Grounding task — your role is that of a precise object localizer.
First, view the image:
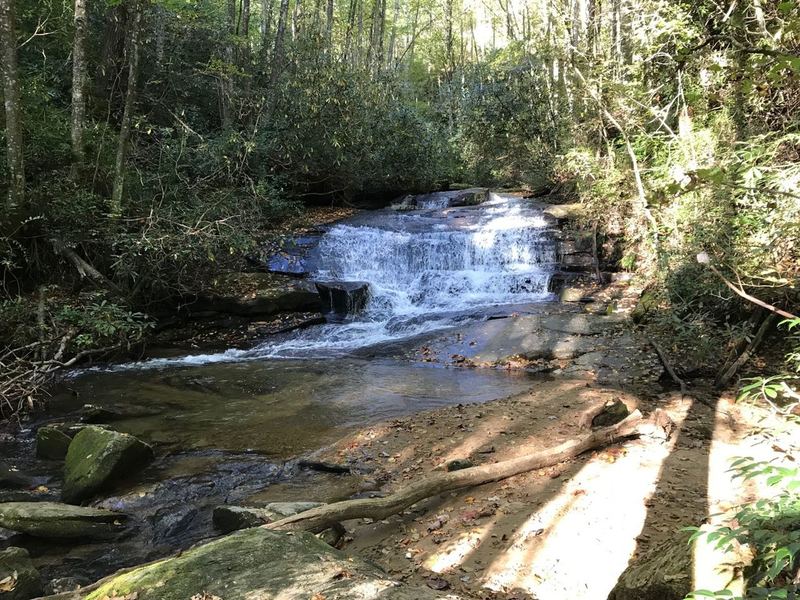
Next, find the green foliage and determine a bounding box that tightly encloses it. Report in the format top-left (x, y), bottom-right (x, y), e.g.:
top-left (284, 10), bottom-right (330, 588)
top-left (739, 319), bottom-right (800, 416)
top-left (686, 458), bottom-right (800, 600)
top-left (0, 290), bottom-right (152, 354)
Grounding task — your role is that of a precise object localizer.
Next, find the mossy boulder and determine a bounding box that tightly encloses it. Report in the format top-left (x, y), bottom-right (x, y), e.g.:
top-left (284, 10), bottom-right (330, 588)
top-left (63, 426), bottom-right (154, 503)
top-left (0, 547), bottom-right (41, 600)
top-left (0, 502), bottom-right (126, 539)
top-left (36, 423), bottom-right (96, 460)
top-left (81, 528), bottom-right (459, 600)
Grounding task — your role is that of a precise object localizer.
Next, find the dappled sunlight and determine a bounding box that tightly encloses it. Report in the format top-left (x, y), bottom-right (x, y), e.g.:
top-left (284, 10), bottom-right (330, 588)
top-left (476, 398), bottom-right (692, 599)
top-left (425, 524), bottom-right (494, 573)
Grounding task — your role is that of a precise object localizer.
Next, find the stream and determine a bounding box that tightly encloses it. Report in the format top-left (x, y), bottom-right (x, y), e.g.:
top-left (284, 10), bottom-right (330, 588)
top-left (0, 193), bottom-right (562, 585)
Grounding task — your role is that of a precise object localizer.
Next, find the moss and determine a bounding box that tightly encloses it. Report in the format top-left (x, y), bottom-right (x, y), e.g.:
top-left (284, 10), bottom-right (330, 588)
top-left (63, 426), bottom-right (154, 503)
top-left (83, 528), bottom-right (449, 600)
top-left (0, 502), bottom-right (126, 539)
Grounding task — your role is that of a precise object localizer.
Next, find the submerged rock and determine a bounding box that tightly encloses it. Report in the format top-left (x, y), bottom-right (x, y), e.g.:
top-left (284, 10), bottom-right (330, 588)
top-left (63, 426), bottom-right (154, 503)
top-left (0, 502), bottom-right (125, 539)
top-left (78, 527), bottom-right (460, 600)
top-left (78, 403), bottom-right (162, 424)
top-left (0, 547), bottom-right (41, 600)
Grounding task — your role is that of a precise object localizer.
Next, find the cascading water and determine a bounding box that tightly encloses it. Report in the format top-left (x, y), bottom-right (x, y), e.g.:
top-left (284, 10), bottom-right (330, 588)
top-left (128, 193), bottom-right (558, 367)
top-left (254, 192), bottom-right (558, 356)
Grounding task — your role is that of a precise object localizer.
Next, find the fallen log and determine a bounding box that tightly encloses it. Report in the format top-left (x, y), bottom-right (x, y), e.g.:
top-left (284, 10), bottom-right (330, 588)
top-left (267, 408), bottom-right (674, 533)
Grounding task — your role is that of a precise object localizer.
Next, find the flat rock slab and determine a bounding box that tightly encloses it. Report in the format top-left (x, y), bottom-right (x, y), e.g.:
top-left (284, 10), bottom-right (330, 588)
top-left (0, 502), bottom-right (125, 539)
top-left (78, 528), bottom-right (461, 600)
top-left (63, 426), bottom-right (154, 503)
top-left (0, 547), bottom-right (41, 600)
top-left (540, 313), bottom-right (628, 335)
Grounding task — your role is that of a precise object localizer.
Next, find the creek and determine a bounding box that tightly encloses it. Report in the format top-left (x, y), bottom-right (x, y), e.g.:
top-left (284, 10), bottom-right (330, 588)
top-left (0, 193), bottom-right (562, 585)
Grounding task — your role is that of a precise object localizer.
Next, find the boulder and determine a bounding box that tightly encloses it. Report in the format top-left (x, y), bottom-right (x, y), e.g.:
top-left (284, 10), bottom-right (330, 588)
top-left (0, 502), bottom-right (125, 539)
top-left (63, 426), bottom-right (154, 503)
top-left (36, 423), bottom-right (95, 460)
top-left (0, 547), bottom-right (41, 600)
top-left (213, 502), bottom-right (324, 533)
top-left (590, 399), bottom-right (630, 428)
top-left (315, 281), bottom-right (370, 322)
top-left (78, 527), bottom-right (460, 600)
top-left (191, 272), bottom-right (320, 317)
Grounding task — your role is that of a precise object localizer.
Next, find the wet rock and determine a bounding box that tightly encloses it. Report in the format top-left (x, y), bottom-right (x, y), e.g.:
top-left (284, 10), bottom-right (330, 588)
top-left (404, 188), bottom-right (489, 209)
top-left (0, 547), bottom-right (41, 600)
top-left (75, 527), bottom-right (459, 599)
top-left (250, 234), bottom-right (322, 276)
top-left (0, 502), bottom-right (126, 539)
top-left (213, 502), bottom-right (324, 533)
top-left (79, 403), bottom-right (162, 423)
top-left (151, 506), bottom-right (199, 543)
top-left (63, 426), bottom-right (154, 503)
top-left (315, 281), bottom-right (370, 322)
top-left (36, 423), bottom-right (96, 460)
top-left (44, 576), bottom-right (88, 595)
top-left (191, 272), bottom-right (320, 317)
top-left (0, 462), bottom-right (33, 490)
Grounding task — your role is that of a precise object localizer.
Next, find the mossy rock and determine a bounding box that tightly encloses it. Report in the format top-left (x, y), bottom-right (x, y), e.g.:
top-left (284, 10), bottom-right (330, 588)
top-left (63, 426), bottom-right (154, 503)
top-left (36, 423), bottom-right (96, 461)
top-left (0, 502), bottom-right (126, 539)
top-left (0, 547), bottom-right (42, 600)
top-left (82, 528), bottom-right (459, 600)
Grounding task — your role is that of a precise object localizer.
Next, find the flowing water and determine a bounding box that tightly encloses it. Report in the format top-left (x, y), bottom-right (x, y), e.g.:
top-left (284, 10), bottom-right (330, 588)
top-left (138, 193), bottom-right (558, 365)
top-left (3, 193), bottom-right (561, 582)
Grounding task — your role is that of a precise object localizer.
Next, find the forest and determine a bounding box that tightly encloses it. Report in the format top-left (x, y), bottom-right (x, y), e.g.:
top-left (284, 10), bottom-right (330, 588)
top-left (1, 0), bottom-right (799, 598)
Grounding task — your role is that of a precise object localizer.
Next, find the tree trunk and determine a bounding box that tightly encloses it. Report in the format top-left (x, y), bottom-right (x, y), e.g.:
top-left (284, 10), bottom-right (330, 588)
top-left (269, 0), bottom-right (289, 91)
top-left (325, 0), bottom-right (334, 47)
top-left (71, 0), bottom-right (88, 173)
top-left (110, 0), bottom-right (142, 218)
top-left (220, 0), bottom-right (236, 129)
top-left (0, 0), bottom-right (25, 210)
top-left (260, 0), bottom-right (272, 56)
top-left (241, 0), bottom-right (251, 43)
top-left (266, 409), bottom-right (674, 533)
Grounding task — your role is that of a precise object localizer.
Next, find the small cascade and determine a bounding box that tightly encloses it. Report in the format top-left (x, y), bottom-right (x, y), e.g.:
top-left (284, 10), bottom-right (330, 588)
top-left (254, 193), bottom-right (558, 356)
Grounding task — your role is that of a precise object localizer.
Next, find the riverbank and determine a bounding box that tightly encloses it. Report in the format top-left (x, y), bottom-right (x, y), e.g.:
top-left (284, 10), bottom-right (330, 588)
top-left (308, 375), bottom-right (796, 599)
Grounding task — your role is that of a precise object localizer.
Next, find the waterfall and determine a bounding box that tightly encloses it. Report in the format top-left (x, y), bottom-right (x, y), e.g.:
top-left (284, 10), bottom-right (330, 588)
top-left (117, 193), bottom-right (558, 368)
top-left (256, 193), bottom-right (558, 356)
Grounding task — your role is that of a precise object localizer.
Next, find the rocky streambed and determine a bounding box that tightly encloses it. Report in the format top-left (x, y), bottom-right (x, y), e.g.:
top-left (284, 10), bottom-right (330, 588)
top-left (1, 190), bottom-right (716, 600)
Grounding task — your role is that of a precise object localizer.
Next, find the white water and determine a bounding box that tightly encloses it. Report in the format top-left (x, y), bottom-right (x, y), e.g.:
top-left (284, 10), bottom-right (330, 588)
top-left (120, 193), bottom-right (558, 368)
